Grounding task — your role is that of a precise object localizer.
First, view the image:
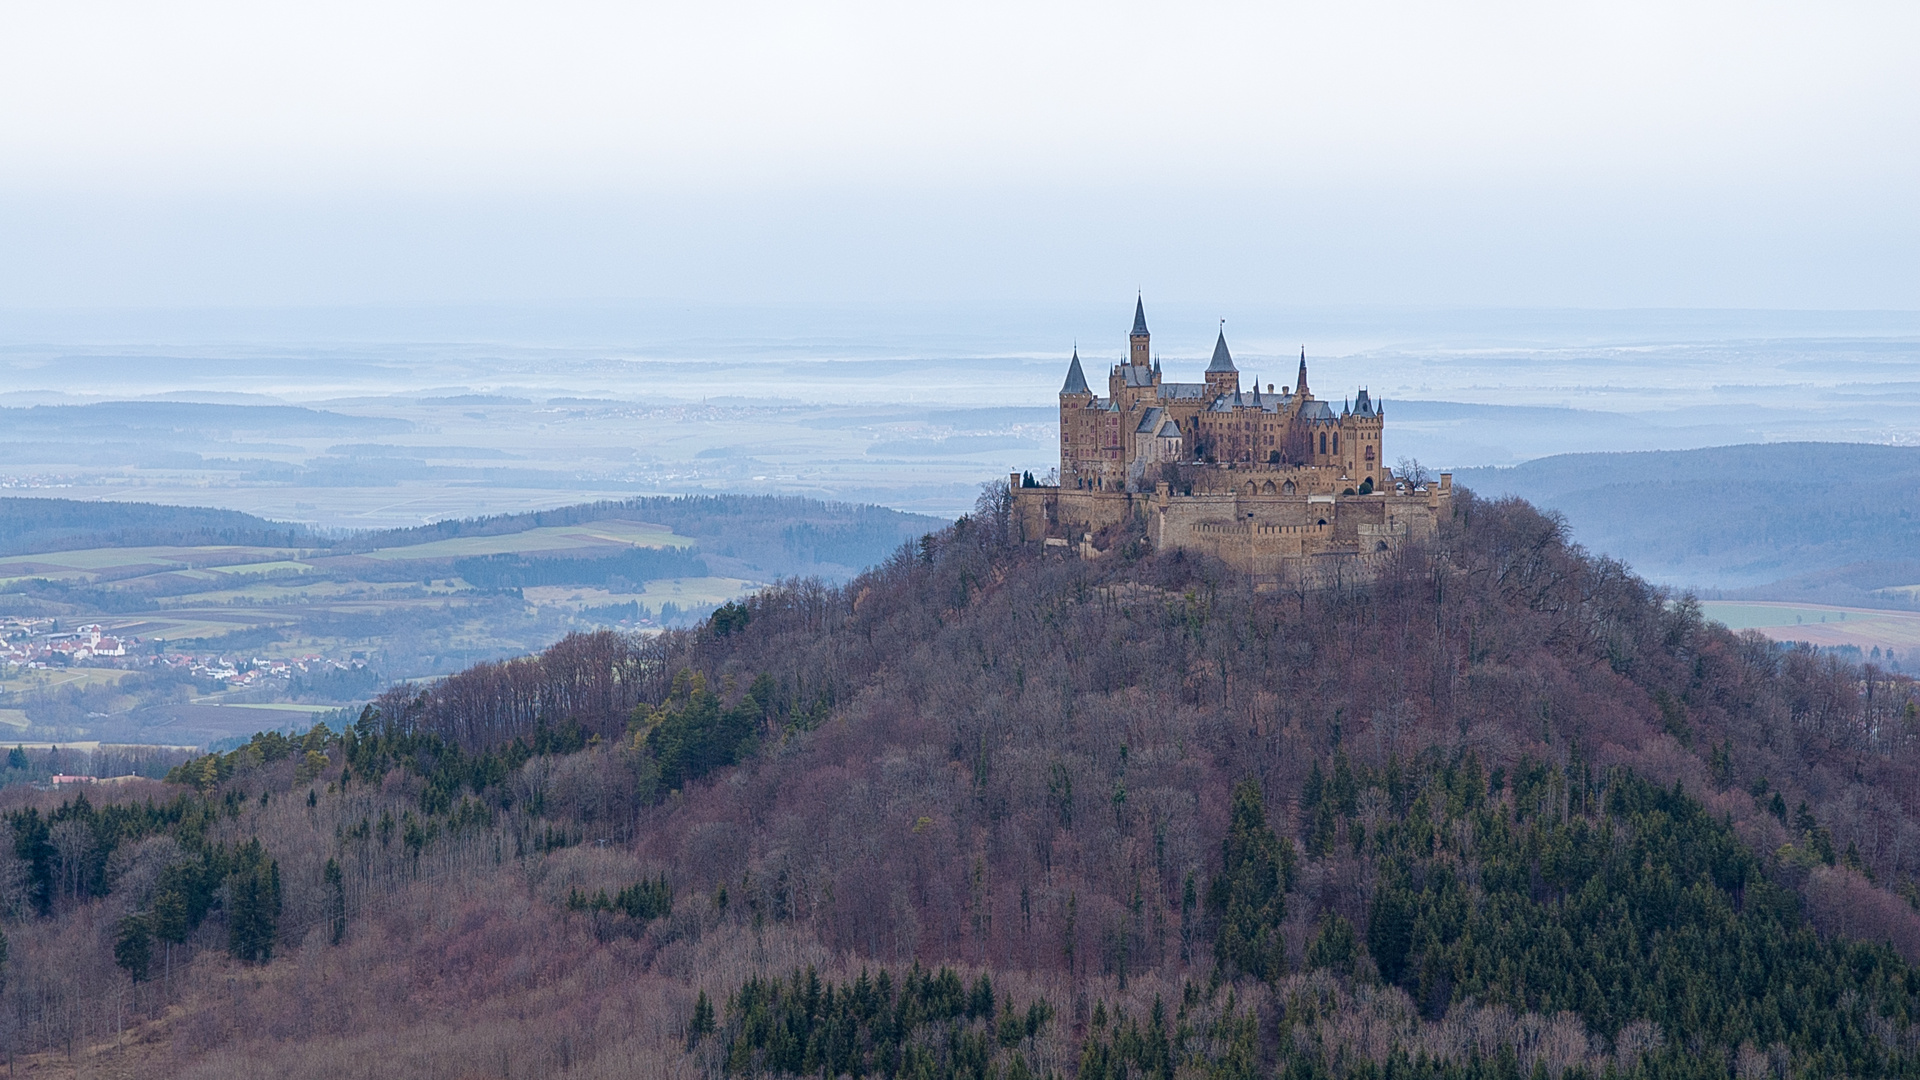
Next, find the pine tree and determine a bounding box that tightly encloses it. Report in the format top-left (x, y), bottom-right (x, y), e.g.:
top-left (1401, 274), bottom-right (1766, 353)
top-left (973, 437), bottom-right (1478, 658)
top-left (227, 842), bottom-right (282, 964)
top-left (1210, 780), bottom-right (1293, 981)
top-left (324, 857), bottom-right (347, 945)
top-left (1304, 912), bottom-right (1357, 976)
top-left (114, 915), bottom-right (153, 982)
top-left (150, 886), bottom-right (188, 984)
top-left (1367, 878), bottom-right (1414, 985)
top-left (687, 989), bottom-right (716, 1049)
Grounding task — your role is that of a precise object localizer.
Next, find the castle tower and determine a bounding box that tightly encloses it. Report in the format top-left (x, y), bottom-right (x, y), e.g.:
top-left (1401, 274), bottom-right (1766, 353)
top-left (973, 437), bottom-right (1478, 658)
top-left (1129, 296), bottom-right (1151, 368)
top-left (1346, 388), bottom-right (1385, 490)
top-left (1204, 324), bottom-right (1238, 398)
top-left (1061, 346), bottom-right (1091, 397)
top-left (1059, 347), bottom-right (1093, 487)
top-left (1295, 347), bottom-right (1310, 400)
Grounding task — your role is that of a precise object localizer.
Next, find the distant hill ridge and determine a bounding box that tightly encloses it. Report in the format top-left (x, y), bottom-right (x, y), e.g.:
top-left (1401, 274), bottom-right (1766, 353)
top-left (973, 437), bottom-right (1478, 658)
top-left (0, 497), bottom-right (323, 556)
top-left (0, 400), bottom-right (407, 435)
top-left (0, 493), bottom-right (944, 580)
top-left (1453, 441), bottom-right (1920, 594)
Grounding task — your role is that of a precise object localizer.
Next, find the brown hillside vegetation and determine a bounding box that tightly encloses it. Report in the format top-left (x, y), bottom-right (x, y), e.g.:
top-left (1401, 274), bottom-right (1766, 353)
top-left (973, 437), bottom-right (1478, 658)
top-left (4, 486), bottom-right (1920, 1078)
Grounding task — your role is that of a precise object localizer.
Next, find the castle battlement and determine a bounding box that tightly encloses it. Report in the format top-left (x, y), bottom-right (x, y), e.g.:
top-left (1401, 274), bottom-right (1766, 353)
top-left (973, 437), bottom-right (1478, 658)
top-left (1011, 298), bottom-right (1450, 580)
top-left (1190, 521), bottom-right (1331, 538)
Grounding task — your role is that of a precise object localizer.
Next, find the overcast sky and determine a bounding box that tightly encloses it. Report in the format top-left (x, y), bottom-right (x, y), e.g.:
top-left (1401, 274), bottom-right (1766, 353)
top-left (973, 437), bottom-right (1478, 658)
top-left (1, 1), bottom-right (1914, 309)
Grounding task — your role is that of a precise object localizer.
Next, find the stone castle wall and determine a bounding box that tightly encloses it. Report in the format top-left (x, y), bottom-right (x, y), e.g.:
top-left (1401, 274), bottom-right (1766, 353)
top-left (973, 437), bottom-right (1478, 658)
top-left (1011, 473), bottom-right (1451, 580)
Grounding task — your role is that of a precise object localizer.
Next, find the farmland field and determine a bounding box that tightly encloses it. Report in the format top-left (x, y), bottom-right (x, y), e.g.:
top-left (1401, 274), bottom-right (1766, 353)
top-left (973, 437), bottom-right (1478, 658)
top-left (0, 668), bottom-right (134, 694)
top-left (1698, 600), bottom-right (1920, 653)
top-left (358, 520), bottom-right (687, 560)
top-left (0, 545), bottom-right (303, 578)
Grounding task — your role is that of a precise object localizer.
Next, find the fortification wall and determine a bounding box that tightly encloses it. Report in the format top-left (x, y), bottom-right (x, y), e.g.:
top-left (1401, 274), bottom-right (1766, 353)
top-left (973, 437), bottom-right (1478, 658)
top-left (1011, 471), bottom-right (1452, 579)
top-left (1010, 482), bottom-right (1137, 544)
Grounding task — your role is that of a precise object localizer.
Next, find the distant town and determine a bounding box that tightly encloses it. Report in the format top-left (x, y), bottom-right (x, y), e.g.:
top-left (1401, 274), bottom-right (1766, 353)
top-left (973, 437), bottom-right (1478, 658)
top-left (0, 615), bottom-right (368, 689)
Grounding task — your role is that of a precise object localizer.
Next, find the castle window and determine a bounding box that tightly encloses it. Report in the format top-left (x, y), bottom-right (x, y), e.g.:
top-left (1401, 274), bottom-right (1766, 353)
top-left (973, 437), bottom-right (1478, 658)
top-left (1319, 432), bottom-right (1327, 454)
top-left (1333, 434), bottom-right (1339, 454)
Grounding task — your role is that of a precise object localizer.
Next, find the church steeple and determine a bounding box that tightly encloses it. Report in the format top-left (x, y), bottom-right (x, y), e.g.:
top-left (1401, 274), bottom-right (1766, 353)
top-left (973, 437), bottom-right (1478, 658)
top-left (1129, 295), bottom-right (1151, 367)
top-left (1295, 346), bottom-right (1310, 399)
top-left (1060, 347), bottom-right (1090, 396)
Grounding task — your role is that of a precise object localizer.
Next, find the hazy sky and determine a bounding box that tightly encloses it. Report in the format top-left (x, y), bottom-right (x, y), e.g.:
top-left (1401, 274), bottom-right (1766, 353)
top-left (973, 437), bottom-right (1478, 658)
top-left (2, 1), bottom-right (1915, 309)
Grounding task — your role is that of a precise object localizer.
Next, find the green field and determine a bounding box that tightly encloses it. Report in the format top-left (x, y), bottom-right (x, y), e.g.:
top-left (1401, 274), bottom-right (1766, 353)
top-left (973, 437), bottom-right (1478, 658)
top-left (1699, 601), bottom-right (1920, 652)
top-left (0, 668), bottom-right (134, 694)
top-left (0, 545), bottom-right (303, 579)
top-left (1699, 602), bottom-right (1852, 630)
top-left (359, 520), bottom-right (687, 561)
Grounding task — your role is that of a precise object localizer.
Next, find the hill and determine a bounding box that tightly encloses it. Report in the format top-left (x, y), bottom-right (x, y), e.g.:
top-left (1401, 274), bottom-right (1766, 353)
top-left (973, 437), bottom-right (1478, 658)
top-left (1452, 441), bottom-right (1920, 593)
top-left (0, 493), bottom-right (941, 581)
top-left (350, 494), bottom-right (947, 582)
top-left (0, 497), bottom-right (326, 556)
top-left (2, 487), bottom-right (1918, 1078)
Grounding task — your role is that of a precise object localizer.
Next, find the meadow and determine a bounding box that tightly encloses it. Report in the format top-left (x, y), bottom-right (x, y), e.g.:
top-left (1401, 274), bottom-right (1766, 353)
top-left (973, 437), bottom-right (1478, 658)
top-left (1697, 600), bottom-right (1920, 658)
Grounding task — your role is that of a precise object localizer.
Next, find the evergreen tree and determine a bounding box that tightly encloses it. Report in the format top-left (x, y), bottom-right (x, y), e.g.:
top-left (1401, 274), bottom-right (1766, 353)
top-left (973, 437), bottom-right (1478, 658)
top-left (227, 841), bottom-right (282, 964)
top-left (1304, 912), bottom-right (1357, 976)
top-left (1209, 780), bottom-right (1293, 981)
top-left (324, 857), bottom-right (347, 945)
top-left (687, 988), bottom-right (716, 1049)
top-left (150, 885), bottom-right (188, 983)
top-left (114, 914), bottom-right (152, 982)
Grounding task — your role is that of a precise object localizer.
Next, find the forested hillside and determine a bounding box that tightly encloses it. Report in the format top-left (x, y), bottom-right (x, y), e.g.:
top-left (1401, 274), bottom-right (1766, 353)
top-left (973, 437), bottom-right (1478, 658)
top-left (4, 486), bottom-right (1920, 1078)
top-left (352, 493), bottom-right (946, 580)
top-left (0, 497), bottom-right (325, 555)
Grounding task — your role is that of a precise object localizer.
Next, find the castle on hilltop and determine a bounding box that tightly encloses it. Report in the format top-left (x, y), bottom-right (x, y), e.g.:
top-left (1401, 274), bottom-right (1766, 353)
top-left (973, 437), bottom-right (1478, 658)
top-left (1011, 298), bottom-right (1451, 578)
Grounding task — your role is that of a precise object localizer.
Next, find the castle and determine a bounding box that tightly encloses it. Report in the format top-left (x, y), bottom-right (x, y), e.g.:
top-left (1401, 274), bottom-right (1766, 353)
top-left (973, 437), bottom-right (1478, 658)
top-left (1010, 298), bottom-right (1451, 578)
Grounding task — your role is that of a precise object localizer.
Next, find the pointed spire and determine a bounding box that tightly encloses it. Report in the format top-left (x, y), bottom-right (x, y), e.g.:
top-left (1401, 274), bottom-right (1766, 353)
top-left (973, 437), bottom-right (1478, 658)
top-left (1131, 294), bottom-right (1149, 337)
top-left (1207, 321), bottom-right (1236, 373)
top-left (1251, 379), bottom-right (1262, 406)
top-left (1060, 347), bottom-right (1090, 395)
top-left (1295, 346), bottom-right (1309, 398)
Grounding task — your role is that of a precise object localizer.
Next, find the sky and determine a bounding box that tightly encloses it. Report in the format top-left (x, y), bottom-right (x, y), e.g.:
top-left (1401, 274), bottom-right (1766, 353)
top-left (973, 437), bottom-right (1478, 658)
top-left (1, 1), bottom-right (1916, 310)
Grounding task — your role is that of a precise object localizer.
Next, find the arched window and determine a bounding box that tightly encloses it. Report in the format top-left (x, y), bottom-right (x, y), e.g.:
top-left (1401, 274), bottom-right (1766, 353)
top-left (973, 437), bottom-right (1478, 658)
top-left (1319, 432), bottom-right (1327, 454)
top-left (1333, 433), bottom-right (1339, 455)
top-left (1282, 480), bottom-right (1296, 495)
top-left (1365, 445), bottom-right (1375, 462)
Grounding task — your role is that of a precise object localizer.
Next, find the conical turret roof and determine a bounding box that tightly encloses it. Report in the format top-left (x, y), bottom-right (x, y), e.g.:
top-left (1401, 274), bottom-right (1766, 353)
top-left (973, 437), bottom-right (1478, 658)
top-left (1060, 348), bottom-right (1090, 395)
top-left (1131, 296), bottom-right (1149, 337)
top-left (1207, 328), bottom-right (1236, 373)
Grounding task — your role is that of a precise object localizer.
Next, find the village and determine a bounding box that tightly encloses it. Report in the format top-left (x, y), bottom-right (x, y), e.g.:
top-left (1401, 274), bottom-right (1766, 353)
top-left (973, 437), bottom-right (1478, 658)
top-left (0, 615), bottom-right (368, 689)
